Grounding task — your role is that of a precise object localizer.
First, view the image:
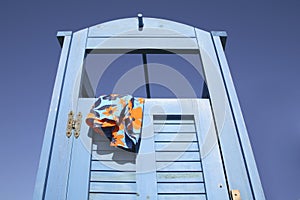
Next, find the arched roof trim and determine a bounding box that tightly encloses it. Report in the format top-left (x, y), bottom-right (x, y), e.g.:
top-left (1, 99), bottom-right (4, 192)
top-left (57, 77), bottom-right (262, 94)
top-left (87, 17), bottom-right (207, 38)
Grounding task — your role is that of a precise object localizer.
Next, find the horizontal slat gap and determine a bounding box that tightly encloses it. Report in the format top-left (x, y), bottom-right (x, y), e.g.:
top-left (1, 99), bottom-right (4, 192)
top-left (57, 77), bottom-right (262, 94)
top-left (86, 49), bottom-right (199, 55)
top-left (155, 141), bottom-right (198, 143)
top-left (89, 192), bottom-right (137, 194)
top-left (154, 115), bottom-right (194, 120)
top-left (92, 150), bottom-right (135, 152)
top-left (90, 180), bottom-right (136, 183)
top-left (154, 132), bottom-right (196, 134)
top-left (156, 160), bottom-right (200, 162)
top-left (158, 193), bottom-right (206, 195)
top-left (91, 169), bottom-right (135, 173)
top-left (91, 169), bottom-right (136, 172)
top-left (154, 122), bottom-right (194, 125)
top-left (157, 170), bottom-right (202, 173)
top-left (92, 159), bottom-right (136, 162)
top-left (92, 150), bottom-right (138, 154)
top-left (154, 120), bottom-right (194, 123)
top-left (155, 150), bottom-right (199, 152)
top-left (158, 181), bottom-right (204, 183)
top-left (157, 170), bottom-right (203, 173)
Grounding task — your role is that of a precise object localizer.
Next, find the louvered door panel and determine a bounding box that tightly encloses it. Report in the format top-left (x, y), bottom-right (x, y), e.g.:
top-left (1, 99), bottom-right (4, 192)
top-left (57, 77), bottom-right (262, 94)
top-left (153, 115), bottom-right (207, 200)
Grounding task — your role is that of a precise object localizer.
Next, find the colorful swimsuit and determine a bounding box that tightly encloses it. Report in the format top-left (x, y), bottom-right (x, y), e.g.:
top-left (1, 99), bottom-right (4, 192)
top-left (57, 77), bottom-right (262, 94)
top-left (86, 94), bottom-right (144, 152)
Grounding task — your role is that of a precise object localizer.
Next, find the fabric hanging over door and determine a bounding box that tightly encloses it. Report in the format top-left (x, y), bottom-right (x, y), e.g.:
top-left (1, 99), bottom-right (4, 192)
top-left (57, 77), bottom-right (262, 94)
top-left (86, 94), bottom-right (144, 152)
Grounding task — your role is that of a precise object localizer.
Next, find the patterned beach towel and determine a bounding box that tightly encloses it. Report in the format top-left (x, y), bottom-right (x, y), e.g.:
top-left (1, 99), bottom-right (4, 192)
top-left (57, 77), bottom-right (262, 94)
top-left (86, 94), bottom-right (144, 152)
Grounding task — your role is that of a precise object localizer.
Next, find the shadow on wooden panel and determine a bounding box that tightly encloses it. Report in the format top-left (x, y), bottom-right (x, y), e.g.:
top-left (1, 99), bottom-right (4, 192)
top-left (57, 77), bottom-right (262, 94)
top-left (88, 129), bottom-right (137, 165)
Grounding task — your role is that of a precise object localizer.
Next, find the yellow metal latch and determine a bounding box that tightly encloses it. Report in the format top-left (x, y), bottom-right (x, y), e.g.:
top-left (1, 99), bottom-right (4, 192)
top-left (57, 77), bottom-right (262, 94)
top-left (230, 189), bottom-right (241, 200)
top-left (66, 111), bottom-right (82, 138)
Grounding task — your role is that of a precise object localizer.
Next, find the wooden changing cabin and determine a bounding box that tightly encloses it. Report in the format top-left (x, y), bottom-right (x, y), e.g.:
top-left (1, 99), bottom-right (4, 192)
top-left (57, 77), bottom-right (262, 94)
top-left (34, 15), bottom-right (265, 200)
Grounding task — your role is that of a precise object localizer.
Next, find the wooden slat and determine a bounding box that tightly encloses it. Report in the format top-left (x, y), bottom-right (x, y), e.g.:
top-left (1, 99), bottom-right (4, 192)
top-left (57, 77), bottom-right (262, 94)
top-left (90, 171), bottom-right (136, 182)
top-left (155, 133), bottom-right (197, 142)
top-left (158, 194), bottom-right (207, 200)
top-left (154, 124), bottom-right (195, 132)
top-left (155, 142), bottom-right (198, 151)
top-left (91, 161), bottom-right (136, 172)
top-left (156, 161), bottom-right (202, 172)
top-left (157, 183), bottom-right (205, 193)
top-left (156, 151), bottom-right (200, 161)
top-left (89, 193), bottom-right (137, 200)
top-left (90, 182), bottom-right (136, 193)
top-left (157, 172), bottom-right (204, 183)
top-left (92, 150), bottom-right (137, 162)
top-left (86, 37), bottom-right (198, 50)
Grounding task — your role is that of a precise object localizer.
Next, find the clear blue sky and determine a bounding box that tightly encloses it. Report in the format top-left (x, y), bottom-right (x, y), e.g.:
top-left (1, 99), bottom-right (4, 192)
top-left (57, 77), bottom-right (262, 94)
top-left (0, 1), bottom-right (299, 199)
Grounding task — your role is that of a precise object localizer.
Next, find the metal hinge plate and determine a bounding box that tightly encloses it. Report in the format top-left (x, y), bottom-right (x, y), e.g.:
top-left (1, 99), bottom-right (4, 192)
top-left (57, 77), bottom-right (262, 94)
top-left (74, 112), bottom-right (82, 138)
top-left (230, 189), bottom-right (241, 200)
top-left (66, 111), bottom-right (74, 138)
top-left (66, 111), bottom-right (82, 138)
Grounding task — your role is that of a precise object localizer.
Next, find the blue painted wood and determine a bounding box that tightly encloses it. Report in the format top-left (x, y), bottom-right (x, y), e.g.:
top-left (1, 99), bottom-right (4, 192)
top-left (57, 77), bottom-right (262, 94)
top-left (155, 142), bottom-right (199, 151)
top-left (156, 161), bottom-right (202, 172)
top-left (88, 17), bottom-right (196, 38)
top-left (33, 32), bottom-right (72, 200)
top-left (90, 171), bottom-right (136, 182)
top-left (212, 35), bottom-right (266, 200)
top-left (157, 172), bottom-right (204, 182)
top-left (91, 160), bottom-right (136, 171)
top-left (195, 29), bottom-right (253, 198)
top-left (89, 193), bottom-right (137, 200)
top-left (90, 182), bottom-right (137, 193)
top-left (136, 105), bottom-right (158, 200)
top-left (44, 29), bottom-right (88, 200)
top-left (149, 99), bottom-right (229, 200)
top-left (193, 99), bottom-right (230, 200)
top-left (158, 195), bottom-right (206, 200)
top-left (86, 37), bottom-right (198, 50)
top-left (66, 98), bottom-right (94, 200)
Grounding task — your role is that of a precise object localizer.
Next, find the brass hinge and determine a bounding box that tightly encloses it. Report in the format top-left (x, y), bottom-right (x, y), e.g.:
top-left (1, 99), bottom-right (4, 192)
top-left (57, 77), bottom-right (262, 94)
top-left (66, 111), bottom-right (82, 138)
top-left (230, 189), bottom-right (241, 200)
